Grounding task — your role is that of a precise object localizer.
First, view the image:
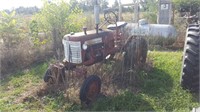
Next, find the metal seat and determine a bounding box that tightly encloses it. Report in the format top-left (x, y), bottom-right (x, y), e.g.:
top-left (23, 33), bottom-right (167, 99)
top-left (107, 22), bottom-right (127, 30)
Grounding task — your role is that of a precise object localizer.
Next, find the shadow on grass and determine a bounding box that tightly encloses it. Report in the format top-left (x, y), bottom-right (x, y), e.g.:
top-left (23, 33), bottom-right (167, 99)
top-left (138, 68), bottom-right (174, 98)
top-left (82, 57), bottom-right (174, 111)
top-left (68, 91), bottom-right (154, 111)
top-left (66, 59), bottom-right (157, 111)
top-left (93, 91), bottom-right (154, 111)
top-left (101, 58), bottom-right (174, 98)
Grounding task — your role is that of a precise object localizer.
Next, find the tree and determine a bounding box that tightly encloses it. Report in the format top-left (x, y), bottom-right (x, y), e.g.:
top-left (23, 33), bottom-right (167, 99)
top-left (31, 0), bottom-right (86, 59)
top-left (0, 11), bottom-right (22, 48)
top-left (142, 0), bottom-right (158, 23)
top-left (78, 0), bottom-right (94, 11)
top-left (173, 0), bottom-right (200, 15)
top-left (15, 6), bottom-right (40, 15)
top-left (100, 0), bottom-right (109, 11)
top-left (112, 0), bottom-right (119, 8)
top-left (70, 0), bottom-right (79, 9)
top-left (69, 0), bottom-right (108, 12)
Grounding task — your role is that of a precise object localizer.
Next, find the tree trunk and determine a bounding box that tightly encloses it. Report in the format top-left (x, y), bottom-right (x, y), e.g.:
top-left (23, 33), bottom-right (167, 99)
top-left (52, 28), bottom-right (65, 60)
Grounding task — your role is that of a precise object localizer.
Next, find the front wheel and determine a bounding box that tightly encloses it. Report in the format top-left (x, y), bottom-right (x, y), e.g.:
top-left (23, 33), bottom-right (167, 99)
top-left (43, 64), bottom-right (66, 84)
top-left (80, 75), bottom-right (101, 105)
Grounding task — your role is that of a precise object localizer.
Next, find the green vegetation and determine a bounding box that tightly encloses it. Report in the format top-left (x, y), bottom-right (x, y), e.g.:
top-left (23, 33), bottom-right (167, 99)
top-left (89, 51), bottom-right (199, 111)
top-left (173, 0), bottom-right (200, 15)
top-left (0, 63), bottom-right (48, 109)
top-left (0, 51), bottom-right (199, 111)
top-left (30, 0), bottom-right (86, 50)
top-left (0, 11), bottom-right (25, 48)
top-left (142, 0), bottom-right (158, 23)
top-left (1, 0), bottom-right (200, 111)
top-left (0, 0), bottom-right (86, 75)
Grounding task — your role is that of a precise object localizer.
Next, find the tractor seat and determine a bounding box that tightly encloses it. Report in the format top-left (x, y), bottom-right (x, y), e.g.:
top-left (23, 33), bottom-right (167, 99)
top-left (107, 22), bottom-right (127, 30)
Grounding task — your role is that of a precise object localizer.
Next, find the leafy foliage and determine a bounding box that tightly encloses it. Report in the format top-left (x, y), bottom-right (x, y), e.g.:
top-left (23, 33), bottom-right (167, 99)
top-left (112, 0), bottom-right (119, 8)
top-left (29, 20), bottom-right (42, 46)
top-left (3, 6), bottom-right (39, 15)
top-left (0, 11), bottom-right (23, 48)
top-left (69, 0), bottom-right (109, 12)
top-left (30, 0), bottom-right (86, 47)
top-left (173, 0), bottom-right (200, 15)
top-left (64, 7), bottom-right (86, 33)
top-left (36, 0), bottom-right (85, 33)
top-left (142, 0), bottom-right (158, 23)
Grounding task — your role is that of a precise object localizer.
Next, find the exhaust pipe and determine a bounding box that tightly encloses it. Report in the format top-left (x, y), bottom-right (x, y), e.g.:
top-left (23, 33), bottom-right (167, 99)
top-left (94, 0), bottom-right (100, 34)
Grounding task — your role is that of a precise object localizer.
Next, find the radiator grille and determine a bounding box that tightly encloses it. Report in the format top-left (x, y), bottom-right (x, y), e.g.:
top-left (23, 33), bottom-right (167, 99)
top-left (63, 40), bottom-right (82, 64)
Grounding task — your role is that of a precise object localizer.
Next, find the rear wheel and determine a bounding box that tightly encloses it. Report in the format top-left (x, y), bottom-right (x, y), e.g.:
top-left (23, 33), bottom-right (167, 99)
top-left (181, 24), bottom-right (200, 93)
top-left (80, 75), bottom-right (101, 105)
top-left (124, 36), bottom-right (148, 68)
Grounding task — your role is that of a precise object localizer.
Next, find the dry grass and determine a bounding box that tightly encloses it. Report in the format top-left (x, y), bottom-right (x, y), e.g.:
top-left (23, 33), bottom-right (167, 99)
top-left (0, 51), bottom-right (199, 111)
top-left (0, 37), bottom-right (53, 78)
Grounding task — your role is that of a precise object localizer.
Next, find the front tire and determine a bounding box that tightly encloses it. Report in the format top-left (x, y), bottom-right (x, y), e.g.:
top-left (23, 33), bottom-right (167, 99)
top-left (80, 75), bottom-right (101, 105)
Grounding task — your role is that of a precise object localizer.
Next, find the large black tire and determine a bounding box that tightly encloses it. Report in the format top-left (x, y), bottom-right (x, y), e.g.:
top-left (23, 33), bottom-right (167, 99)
top-left (80, 75), bottom-right (101, 105)
top-left (181, 24), bottom-right (200, 93)
top-left (124, 36), bottom-right (148, 68)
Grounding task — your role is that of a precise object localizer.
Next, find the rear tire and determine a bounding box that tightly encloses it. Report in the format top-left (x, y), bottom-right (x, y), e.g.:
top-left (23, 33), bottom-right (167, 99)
top-left (124, 36), bottom-right (148, 68)
top-left (181, 25), bottom-right (200, 93)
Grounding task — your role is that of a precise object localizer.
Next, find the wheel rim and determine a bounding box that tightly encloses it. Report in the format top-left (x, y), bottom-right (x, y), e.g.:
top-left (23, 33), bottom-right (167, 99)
top-left (80, 75), bottom-right (101, 105)
top-left (86, 80), bottom-right (100, 101)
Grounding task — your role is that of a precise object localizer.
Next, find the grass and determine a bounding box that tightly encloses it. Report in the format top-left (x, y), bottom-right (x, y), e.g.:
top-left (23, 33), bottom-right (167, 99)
top-left (88, 51), bottom-right (200, 111)
top-left (0, 63), bottom-right (48, 111)
top-left (0, 51), bottom-right (199, 111)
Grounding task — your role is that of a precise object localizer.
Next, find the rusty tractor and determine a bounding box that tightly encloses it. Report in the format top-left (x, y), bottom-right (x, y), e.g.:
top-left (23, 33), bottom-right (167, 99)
top-left (43, 1), bottom-right (178, 105)
top-left (43, 4), bottom-right (148, 105)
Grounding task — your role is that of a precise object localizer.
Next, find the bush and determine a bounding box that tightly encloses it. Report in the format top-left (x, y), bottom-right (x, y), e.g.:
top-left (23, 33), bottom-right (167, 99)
top-left (31, 0), bottom-right (86, 59)
top-left (0, 0), bottom-right (87, 75)
top-left (0, 38), bottom-right (53, 76)
top-left (173, 0), bottom-right (200, 15)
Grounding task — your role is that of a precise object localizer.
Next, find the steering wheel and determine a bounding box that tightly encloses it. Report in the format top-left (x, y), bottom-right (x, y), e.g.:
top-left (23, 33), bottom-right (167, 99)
top-left (104, 9), bottom-right (118, 24)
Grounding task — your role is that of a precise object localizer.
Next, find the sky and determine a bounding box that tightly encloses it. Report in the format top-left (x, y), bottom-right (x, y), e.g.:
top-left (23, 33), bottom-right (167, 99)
top-left (0, 0), bottom-right (134, 11)
top-left (0, 0), bottom-right (43, 10)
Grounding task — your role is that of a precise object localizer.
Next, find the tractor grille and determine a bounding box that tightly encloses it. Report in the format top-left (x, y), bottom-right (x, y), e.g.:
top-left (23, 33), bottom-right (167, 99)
top-left (63, 40), bottom-right (82, 64)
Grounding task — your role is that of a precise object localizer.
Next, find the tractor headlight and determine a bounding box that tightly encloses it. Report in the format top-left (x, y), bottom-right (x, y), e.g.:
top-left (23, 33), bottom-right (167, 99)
top-left (82, 44), bottom-right (88, 50)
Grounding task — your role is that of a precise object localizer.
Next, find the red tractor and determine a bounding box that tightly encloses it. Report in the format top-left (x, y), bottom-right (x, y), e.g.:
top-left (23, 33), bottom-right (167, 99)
top-left (43, 1), bottom-right (148, 105)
